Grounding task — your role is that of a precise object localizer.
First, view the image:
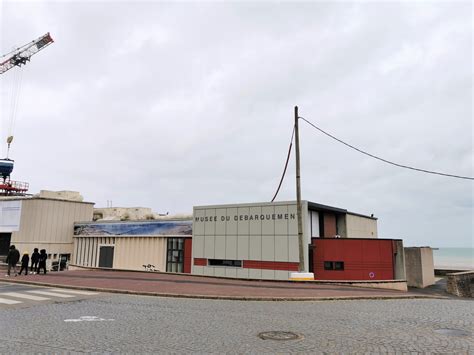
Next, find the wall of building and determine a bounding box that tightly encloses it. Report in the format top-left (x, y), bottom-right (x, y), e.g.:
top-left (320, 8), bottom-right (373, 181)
top-left (73, 220), bottom-right (192, 272)
top-left (73, 236), bottom-right (116, 267)
top-left (192, 201), bottom-right (307, 280)
top-left (11, 198), bottom-right (93, 258)
top-left (312, 238), bottom-right (397, 280)
top-left (345, 213), bottom-right (377, 238)
top-left (73, 236), bottom-right (168, 271)
top-left (114, 237), bottom-right (167, 271)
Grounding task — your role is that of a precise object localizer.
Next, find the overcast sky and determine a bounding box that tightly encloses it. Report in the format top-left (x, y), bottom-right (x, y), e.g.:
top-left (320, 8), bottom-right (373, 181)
top-left (0, 1), bottom-right (472, 248)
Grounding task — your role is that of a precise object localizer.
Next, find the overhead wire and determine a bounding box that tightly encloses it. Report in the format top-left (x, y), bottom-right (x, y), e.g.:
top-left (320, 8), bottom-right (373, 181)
top-left (299, 116), bottom-right (473, 181)
top-left (270, 125), bottom-right (295, 202)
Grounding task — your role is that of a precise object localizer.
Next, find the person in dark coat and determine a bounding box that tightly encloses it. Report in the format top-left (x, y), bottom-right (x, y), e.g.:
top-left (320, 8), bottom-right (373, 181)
top-left (19, 252), bottom-right (29, 275)
top-left (37, 249), bottom-right (48, 275)
top-left (5, 245), bottom-right (20, 277)
top-left (30, 248), bottom-right (40, 274)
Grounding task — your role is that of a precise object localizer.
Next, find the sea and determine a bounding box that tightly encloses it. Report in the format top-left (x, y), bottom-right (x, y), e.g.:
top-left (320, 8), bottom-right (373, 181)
top-left (433, 247), bottom-right (474, 270)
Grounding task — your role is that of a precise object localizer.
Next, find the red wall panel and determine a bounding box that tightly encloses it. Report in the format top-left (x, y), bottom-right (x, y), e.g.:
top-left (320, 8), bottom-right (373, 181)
top-left (183, 238), bottom-right (192, 273)
top-left (312, 239), bottom-right (394, 280)
top-left (193, 258), bottom-right (207, 266)
top-left (323, 213), bottom-right (337, 237)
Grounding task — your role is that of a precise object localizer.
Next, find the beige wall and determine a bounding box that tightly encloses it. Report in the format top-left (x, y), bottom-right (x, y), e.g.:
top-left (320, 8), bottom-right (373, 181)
top-left (345, 214), bottom-right (377, 238)
top-left (73, 236), bottom-right (167, 271)
top-left (193, 201), bottom-right (303, 280)
top-left (404, 247), bottom-right (435, 288)
top-left (114, 237), bottom-right (167, 271)
top-left (11, 198), bottom-right (93, 257)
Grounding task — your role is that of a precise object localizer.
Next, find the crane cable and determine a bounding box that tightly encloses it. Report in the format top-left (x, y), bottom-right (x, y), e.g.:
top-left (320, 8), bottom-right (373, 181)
top-left (299, 116), bottom-right (474, 181)
top-left (6, 66), bottom-right (23, 157)
top-left (271, 126), bottom-right (295, 202)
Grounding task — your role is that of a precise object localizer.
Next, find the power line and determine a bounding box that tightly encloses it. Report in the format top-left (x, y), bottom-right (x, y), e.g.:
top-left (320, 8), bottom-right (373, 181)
top-left (299, 116), bottom-right (474, 181)
top-left (271, 126), bottom-right (295, 202)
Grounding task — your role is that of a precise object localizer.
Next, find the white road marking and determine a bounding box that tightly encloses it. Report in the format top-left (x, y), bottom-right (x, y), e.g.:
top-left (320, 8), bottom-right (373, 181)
top-left (49, 289), bottom-right (99, 296)
top-left (1, 292), bottom-right (50, 301)
top-left (64, 316), bottom-right (114, 322)
top-left (27, 290), bottom-right (75, 298)
top-left (0, 297), bottom-right (22, 304)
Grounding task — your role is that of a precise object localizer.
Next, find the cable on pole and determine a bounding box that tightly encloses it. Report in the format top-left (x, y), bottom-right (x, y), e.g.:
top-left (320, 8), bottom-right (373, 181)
top-left (299, 116), bottom-right (474, 180)
top-left (271, 125), bottom-right (295, 202)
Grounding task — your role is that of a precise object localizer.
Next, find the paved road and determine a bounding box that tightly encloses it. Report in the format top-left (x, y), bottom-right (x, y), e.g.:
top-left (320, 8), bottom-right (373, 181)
top-left (0, 283), bottom-right (101, 309)
top-left (0, 270), bottom-right (418, 300)
top-left (0, 294), bottom-right (472, 353)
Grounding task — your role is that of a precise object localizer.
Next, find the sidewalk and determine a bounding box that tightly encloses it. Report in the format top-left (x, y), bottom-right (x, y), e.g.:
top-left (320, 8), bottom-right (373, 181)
top-left (0, 269), bottom-right (440, 301)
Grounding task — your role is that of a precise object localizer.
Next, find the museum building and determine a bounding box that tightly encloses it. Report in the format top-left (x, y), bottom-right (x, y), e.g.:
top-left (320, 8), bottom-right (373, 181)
top-left (192, 200), bottom-right (405, 281)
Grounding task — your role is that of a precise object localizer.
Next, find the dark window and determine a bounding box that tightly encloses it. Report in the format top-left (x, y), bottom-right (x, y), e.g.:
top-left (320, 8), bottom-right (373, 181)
top-left (208, 259), bottom-right (242, 267)
top-left (324, 261), bottom-right (344, 271)
top-left (324, 261), bottom-right (334, 270)
top-left (334, 261), bottom-right (344, 270)
top-left (166, 238), bottom-right (185, 273)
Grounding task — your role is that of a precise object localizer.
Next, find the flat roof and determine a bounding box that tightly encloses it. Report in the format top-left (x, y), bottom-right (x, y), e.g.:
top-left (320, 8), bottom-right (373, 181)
top-left (194, 200), bottom-right (376, 220)
top-left (0, 196), bottom-right (95, 205)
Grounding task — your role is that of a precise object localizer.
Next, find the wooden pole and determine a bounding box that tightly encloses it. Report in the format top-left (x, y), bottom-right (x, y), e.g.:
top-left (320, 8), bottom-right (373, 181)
top-left (294, 106), bottom-right (305, 272)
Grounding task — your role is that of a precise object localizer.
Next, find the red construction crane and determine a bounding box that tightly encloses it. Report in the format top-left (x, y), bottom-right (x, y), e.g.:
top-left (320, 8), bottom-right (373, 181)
top-left (0, 32), bottom-right (54, 75)
top-left (0, 33), bottom-right (53, 195)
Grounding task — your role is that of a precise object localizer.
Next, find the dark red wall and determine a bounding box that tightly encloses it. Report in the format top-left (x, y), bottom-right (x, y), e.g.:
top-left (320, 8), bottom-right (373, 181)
top-left (312, 239), bottom-right (394, 280)
top-left (183, 238), bottom-right (192, 273)
top-left (322, 213), bottom-right (337, 237)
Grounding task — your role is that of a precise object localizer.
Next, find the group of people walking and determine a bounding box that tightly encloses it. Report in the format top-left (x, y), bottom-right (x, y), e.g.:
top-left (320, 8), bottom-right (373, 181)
top-left (5, 245), bottom-right (48, 277)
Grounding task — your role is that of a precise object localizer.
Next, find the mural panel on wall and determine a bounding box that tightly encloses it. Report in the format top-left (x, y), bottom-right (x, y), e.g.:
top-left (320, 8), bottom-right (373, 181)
top-left (74, 220), bottom-right (192, 236)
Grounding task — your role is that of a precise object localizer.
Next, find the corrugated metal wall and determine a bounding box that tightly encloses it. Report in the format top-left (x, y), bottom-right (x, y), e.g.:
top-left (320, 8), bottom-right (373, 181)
top-left (12, 198), bottom-right (93, 256)
top-left (114, 237), bottom-right (166, 271)
top-left (73, 236), bottom-right (167, 271)
top-left (73, 236), bottom-right (116, 267)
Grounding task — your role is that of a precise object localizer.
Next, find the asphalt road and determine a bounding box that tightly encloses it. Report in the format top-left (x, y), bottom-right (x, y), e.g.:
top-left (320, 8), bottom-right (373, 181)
top-left (0, 292), bottom-right (472, 354)
top-left (0, 283), bottom-right (102, 309)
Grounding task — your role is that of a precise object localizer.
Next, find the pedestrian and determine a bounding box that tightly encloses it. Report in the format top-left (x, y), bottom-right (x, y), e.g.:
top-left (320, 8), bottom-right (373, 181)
top-left (5, 245), bottom-right (20, 277)
top-left (19, 252), bottom-right (29, 275)
top-left (38, 249), bottom-right (48, 275)
top-left (31, 248), bottom-right (40, 274)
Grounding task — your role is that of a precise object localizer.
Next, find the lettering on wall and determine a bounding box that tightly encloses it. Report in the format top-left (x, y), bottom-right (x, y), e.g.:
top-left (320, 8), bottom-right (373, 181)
top-left (194, 213), bottom-right (296, 223)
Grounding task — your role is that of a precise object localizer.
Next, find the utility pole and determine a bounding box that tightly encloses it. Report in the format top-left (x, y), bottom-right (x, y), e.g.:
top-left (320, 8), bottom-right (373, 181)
top-left (294, 106), bottom-right (305, 272)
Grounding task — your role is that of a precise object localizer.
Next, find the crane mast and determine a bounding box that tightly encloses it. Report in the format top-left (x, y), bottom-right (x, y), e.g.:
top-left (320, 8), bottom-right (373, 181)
top-left (0, 32), bottom-right (54, 75)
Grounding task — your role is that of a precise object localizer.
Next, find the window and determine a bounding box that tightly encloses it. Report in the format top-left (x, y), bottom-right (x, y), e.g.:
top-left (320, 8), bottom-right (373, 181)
top-left (208, 259), bottom-right (242, 267)
top-left (166, 238), bottom-right (184, 273)
top-left (324, 261), bottom-right (344, 271)
top-left (334, 261), bottom-right (344, 270)
top-left (324, 261), bottom-right (334, 270)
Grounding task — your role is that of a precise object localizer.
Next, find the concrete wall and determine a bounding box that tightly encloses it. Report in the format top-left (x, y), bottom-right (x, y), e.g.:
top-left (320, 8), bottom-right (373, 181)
top-left (404, 247), bottom-right (435, 288)
top-left (393, 240), bottom-right (406, 280)
top-left (12, 198), bottom-right (93, 258)
top-left (447, 271), bottom-right (473, 298)
top-left (192, 201), bottom-right (304, 280)
top-left (93, 207), bottom-right (153, 221)
top-left (345, 214), bottom-right (377, 238)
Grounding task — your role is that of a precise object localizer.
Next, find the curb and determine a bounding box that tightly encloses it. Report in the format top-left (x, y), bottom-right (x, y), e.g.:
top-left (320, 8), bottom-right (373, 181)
top-left (0, 278), bottom-right (446, 302)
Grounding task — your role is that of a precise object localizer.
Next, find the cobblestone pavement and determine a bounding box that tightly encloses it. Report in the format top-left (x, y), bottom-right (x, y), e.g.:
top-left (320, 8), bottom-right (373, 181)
top-left (0, 295), bottom-right (472, 353)
top-left (0, 270), bottom-right (418, 300)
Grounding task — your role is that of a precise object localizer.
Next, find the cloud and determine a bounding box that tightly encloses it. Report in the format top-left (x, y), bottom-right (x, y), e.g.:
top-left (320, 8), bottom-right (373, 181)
top-left (0, 1), bottom-right (472, 247)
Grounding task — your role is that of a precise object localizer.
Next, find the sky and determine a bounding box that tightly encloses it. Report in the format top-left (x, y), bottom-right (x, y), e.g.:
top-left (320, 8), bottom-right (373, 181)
top-left (0, 1), bottom-right (472, 248)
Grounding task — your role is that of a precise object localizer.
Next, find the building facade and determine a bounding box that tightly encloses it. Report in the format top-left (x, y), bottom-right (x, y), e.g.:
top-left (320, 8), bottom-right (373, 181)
top-left (0, 193), bottom-right (93, 265)
top-left (191, 200), bottom-right (384, 281)
top-left (73, 219), bottom-right (193, 273)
